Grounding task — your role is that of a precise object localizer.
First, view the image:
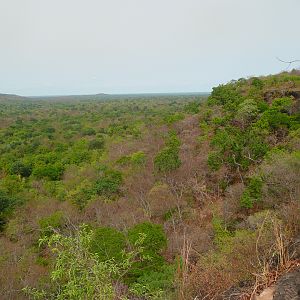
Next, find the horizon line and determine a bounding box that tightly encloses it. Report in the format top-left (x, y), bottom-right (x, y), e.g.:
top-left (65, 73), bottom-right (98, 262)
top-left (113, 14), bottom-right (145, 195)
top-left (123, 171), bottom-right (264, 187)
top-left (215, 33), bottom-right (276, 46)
top-left (1, 91), bottom-right (211, 98)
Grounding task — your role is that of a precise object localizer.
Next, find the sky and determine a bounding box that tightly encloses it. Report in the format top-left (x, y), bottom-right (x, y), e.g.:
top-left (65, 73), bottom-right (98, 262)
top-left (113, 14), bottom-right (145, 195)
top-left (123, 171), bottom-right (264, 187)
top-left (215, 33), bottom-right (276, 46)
top-left (0, 0), bottom-right (300, 96)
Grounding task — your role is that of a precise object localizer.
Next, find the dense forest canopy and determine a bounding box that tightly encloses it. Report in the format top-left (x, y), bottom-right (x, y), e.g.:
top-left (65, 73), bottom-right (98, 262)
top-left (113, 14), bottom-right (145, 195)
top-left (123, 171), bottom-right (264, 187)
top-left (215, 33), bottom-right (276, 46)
top-left (0, 71), bottom-right (299, 299)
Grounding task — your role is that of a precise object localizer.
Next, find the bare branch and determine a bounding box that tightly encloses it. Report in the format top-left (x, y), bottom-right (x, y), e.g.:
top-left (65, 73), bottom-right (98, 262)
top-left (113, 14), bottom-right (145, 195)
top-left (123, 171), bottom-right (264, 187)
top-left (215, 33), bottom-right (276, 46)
top-left (276, 57), bottom-right (300, 71)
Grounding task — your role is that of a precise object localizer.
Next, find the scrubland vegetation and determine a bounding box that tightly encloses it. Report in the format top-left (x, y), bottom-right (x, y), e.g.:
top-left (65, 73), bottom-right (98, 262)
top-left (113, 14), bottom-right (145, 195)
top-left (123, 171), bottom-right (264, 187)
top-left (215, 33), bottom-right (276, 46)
top-left (0, 71), bottom-right (299, 299)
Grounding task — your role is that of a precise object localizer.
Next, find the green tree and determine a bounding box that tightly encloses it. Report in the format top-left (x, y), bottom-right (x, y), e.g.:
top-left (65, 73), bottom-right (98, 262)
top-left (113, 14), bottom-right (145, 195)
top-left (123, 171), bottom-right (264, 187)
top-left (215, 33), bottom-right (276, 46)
top-left (128, 222), bottom-right (167, 254)
top-left (39, 211), bottom-right (64, 238)
top-left (88, 138), bottom-right (105, 150)
top-left (90, 227), bottom-right (126, 262)
top-left (127, 222), bottom-right (168, 283)
top-left (23, 226), bottom-right (118, 300)
top-left (9, 161), bottom-right (32, 177)
top-left (240, 176), bottom-right (263, 208)
top-left (154, 132), bottom-right (181, 173)
top-left (0, 190), bottom-right (18, 230)
top-left (94, 169), bottom-right (123, 198)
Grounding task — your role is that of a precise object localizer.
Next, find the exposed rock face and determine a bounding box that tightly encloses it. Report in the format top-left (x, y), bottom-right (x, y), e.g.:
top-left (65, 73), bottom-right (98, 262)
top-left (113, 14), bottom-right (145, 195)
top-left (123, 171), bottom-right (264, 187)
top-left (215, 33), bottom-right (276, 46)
top-left (273, 268), bottom-right (300, 300)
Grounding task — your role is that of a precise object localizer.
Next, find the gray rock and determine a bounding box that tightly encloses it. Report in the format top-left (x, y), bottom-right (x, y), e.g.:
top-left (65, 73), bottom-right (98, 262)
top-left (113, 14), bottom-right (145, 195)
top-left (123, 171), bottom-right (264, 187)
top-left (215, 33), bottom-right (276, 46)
top-left (273, 268), bottom-right (300, 300)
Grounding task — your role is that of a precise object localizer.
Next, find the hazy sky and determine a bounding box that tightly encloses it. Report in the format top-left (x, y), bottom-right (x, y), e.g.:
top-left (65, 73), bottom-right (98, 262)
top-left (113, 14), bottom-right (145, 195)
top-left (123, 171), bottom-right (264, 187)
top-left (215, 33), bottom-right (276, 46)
top-left (1, 0), bottom-right (300, 96)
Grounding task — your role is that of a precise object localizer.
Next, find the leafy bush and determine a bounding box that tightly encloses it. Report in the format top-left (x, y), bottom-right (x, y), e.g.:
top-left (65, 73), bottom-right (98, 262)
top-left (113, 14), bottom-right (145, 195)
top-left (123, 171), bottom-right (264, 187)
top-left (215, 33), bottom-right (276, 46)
top-left (117, 151), bottom-right (146, 167)
top-left (184, 101), bottom-right (200, 114)
top-left (208, 84), bottom-right (244, 111)
top-left (211, 128), bottom-right (238, 153)
top-left (32, 162), bottom-right (64, 181)
top-left (130, 151), bottom-right (146, 166)
top-left (128, 222), bottom-right (167, 254)
top-left (65, 149), bottom-right (90, 165)
top-left (94, 169), bottom-right (123, 198)
top-left (82, 127), bottom-right (96, 136)
top-left (251, 77), bottom-right (264, 89)
top-left (0, 190), bottom-right (18, 230)
top-left (212, 216), bottom-right (232, 249)
top-left (90, 227), bottom-right (126, 262)
top-left (154, 147), bottom-right (181, 173)
top-left (116, 155), bottom-right (132, 166)
top-left (0, 175), bottom-right (26, 195)
top-left (44, 181), bottom-right (66, 201)
top-left (236, 99), bottom-right (259, 124)
top-left (260, 150), bottom-right (300, 207)
top-left (154, 132), bottom-right (181, 173)
top-left (127, 222), bottom-right (167, 283)
top-left (164, 113), bottom-right (184, 124)
top-left (67, 179), bottom-right (95, 209)
top-left (130, 264), bottom-right (175, 299)
top-left (88, 138), bottom-right (105, 150)
top-left (207, 151), bottom-right (222, 171)
top-left (9, 161), bottom-right (32, 177)
top-left (24, 226), bottom-right (118, 300)
top-left (39, 211), bottom-right (64, 237)
top-left (246, 130), bottom-right (269, 159)
top-left (271, 97), bottom-right (293, 113)
top-left (240, 176), bottom-right (263, 209)
top-left (165, 131), bottom-right (181, 148)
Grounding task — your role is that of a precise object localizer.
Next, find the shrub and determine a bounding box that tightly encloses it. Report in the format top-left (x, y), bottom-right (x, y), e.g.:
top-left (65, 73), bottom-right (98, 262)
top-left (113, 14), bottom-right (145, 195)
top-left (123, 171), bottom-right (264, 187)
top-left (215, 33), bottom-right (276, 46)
top-left (44, 181), bottom-right (66, 201)
top-left (208, 84), bottom-right (244, 111)
top-left (67, 179), bottom-right (95, 209)
top-left (88, 138), bottom-right (105, 150)
top-left (23, 226), bottom-right (118, 300)
top-left (164, 113), bottom-right (184, 124)
top-left (0, 174), bottom-right (25, 195)
top-left (65, 149), bottom-right (90, 165)
top-left (184, 101), bottom-right (200, 114)
top-left (236, 99), bottom-right (259, 124)
top-left (272, 97), bottom-right (293, 113)
top-left (211, 116), bottom-right (227, 126)
top-left (94, 169), bottom-right (123, 198)
top-left (211, 128), bottom-right (236, 153)
top-left (82, 127), bottom-right (96, 136)
top-left (0, 190), bottom-right (18, 230)
top-left (127, 222), bottom-right (167, 283)
top-left (116, 155), bottom-right (131, 166)
top-left (9, 161), bottom-right (32, 177)
top-left (32, 162), bottom-right (64, 181)
top-left (165, 132), bottom-right (181, 148)
top-left (130, 264), bottom-right (175, 299)
top-left (256, 109), bottom-right (292, 131)
top-left (39, 211), bottom-right (64, 237)
top-left (130, 151), bottom-right (146, 166)
top-left (128, 222), bottom-right (167, 254)
top-left (260, 151), bottom-right (300, 207)
top-left (90, 227), bottom-right (126, 262)
top-left (207, 151), bottom-right (223, 171)
top-left (212, 216), bottom-right (232, 249)
top-left (246, 131), bottom-right (269, 160)
top-left (240, 176), bottom-right (263, 209)
top-left (184, 226), bottom-right (257, 299)
top-left (251, 77), bottom-right (264, 89)
top-left (154, 147), bottom-right (181, 173)
top-left (154, 132), bottom-right (181, 173)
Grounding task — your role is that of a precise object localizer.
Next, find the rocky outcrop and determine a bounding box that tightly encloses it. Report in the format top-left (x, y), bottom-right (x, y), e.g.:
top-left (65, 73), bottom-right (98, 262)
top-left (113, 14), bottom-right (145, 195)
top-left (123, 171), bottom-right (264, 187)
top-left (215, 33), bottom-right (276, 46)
top-left (255, 268), bottom-right (300, 300)
top-left (273, 268), bottom-right (300, 300)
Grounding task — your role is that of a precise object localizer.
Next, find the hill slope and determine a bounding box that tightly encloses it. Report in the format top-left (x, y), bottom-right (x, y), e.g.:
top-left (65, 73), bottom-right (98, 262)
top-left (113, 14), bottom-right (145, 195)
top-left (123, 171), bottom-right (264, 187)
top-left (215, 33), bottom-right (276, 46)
top-left (0, 72), bottom-right (299, 299)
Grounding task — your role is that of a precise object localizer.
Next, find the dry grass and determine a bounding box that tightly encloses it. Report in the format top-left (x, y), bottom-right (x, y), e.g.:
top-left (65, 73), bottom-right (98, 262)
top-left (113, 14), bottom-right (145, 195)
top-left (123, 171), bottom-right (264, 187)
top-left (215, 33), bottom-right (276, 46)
top-left (179, 208), bottom-right (300, 300)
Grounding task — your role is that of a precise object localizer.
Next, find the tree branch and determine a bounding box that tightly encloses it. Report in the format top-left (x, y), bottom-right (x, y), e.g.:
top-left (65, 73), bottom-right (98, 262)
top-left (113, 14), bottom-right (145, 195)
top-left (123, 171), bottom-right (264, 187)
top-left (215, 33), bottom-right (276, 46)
top-left (276, 57), bottom-right (300, 70)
